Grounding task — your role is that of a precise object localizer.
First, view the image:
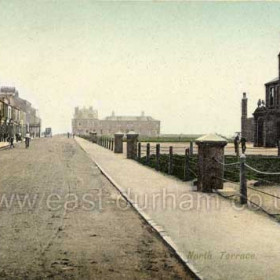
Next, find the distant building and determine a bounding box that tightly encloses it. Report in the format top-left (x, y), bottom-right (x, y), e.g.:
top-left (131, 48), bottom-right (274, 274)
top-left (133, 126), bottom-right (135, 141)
top-left (72, 107), bottom-right (160, 136)
top-left (0, 87), bottom-right (41, 138)
top-left (241, 50), bottom-right (280, 147)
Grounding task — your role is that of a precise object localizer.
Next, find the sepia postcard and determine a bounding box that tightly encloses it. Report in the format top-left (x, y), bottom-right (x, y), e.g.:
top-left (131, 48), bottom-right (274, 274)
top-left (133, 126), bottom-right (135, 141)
top-left (0, 1), bottom-right (280, 279)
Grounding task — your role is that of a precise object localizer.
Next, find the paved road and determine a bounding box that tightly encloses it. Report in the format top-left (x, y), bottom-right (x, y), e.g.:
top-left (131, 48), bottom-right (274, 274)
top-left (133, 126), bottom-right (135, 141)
top-left (0, 137), bottom-right (195, 280)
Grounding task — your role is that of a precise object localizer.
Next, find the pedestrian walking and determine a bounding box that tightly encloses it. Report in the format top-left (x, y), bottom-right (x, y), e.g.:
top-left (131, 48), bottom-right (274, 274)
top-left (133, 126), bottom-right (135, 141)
top-left (234, 134), bottom-right (240, 157)
top-left (67, 132), bottom-right (70, 138)
top-left (240, 137), bottom-right (247, 154)
top-left (25, 132), bottom-right (30, 149)
top-left (10, 135), bottom-right (15, 148)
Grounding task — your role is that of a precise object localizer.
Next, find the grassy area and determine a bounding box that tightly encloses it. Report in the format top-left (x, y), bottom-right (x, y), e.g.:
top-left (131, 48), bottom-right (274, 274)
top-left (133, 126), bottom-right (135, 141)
top-left (137, 154), bottom-right (280, 184)
top-left (138, 154), bottom-right (198, 181)
top-left (80, 134), bottom-right (200, 143)
top-left (138, 135), bottom-right (201, 143)
top-left (224, 156), bottom-right (280, 184)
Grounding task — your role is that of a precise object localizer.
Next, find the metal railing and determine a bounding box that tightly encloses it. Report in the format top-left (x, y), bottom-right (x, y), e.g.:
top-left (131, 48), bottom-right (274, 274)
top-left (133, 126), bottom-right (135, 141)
top-left (214, 154), bottom-right (280, 217)
top-left (136, 142), bottom-right (197, 182)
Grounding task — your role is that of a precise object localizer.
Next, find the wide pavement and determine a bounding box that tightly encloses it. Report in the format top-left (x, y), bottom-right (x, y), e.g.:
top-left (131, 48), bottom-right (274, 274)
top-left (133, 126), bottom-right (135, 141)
top-left (76, 136), bottom-right (280, 280)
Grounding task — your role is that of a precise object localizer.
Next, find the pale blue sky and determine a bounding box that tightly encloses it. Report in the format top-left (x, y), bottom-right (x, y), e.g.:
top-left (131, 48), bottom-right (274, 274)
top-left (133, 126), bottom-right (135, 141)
top-left (1, 1), bottom-right (280, 135)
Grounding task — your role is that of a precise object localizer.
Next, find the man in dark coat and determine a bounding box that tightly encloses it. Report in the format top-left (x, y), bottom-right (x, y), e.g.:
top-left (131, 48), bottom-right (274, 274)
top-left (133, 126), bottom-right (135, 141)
top-left (240, 137), bottom-right (247, 154)
top-left (234, 135), bottom-right (240, 157)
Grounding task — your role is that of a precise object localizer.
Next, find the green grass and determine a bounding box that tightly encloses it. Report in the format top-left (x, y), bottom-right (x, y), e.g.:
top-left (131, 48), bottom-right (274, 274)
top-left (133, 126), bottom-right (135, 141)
top-left (137, 154), bottom-right (280, 184)
top-left (137, 154), bottom-right (198, 181)
top-left (224, 156), bottom-right (280, 184)
top-left (138, 134), bottom-right (202, 143)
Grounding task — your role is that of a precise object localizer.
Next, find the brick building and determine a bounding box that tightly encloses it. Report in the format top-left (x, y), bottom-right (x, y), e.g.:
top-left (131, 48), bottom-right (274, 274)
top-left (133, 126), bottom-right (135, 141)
top-left (0, 87), bottom-right (41, 138)
top-left (241, 50), bottom-right (280, 147)
top-left (72, 107), bottom-right (160, 136)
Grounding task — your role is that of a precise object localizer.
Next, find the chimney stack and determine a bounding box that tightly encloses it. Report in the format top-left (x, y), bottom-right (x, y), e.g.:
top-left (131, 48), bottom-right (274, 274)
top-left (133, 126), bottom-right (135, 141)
top-left (241, 92), bottom-right (248, 138)
top-left (242, 92), bottom-right (247, 117)
top-left (278, 52), bottom-right (280, 80)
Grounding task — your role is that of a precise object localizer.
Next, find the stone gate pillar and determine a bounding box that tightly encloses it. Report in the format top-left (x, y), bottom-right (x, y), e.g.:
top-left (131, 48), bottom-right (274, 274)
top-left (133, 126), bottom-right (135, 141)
top-left (195, 134), bottom-right (227, 192)
top-left (126, 131), bottom-right (139, 159)
top-left (90, 132), bottom-right (97, 143)
top-left (114, 132), bottom-right (124, 153)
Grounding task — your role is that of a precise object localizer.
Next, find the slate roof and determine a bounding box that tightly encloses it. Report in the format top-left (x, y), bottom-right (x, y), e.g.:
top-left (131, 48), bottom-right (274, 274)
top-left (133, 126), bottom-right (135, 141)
top-left (265, 77), bottom-right (279, 85)
top-left (104, 116), bottom-right (157, 121)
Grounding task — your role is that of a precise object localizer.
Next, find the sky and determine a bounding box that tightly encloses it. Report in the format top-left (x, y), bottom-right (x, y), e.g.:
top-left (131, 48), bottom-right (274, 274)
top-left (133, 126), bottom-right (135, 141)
top-left (1, 1), bottom-right (280, 135)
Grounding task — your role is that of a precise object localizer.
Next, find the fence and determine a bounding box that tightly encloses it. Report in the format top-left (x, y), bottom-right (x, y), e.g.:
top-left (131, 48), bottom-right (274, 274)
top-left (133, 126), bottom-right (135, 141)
top-left (96, 136), bottom-right (114, 151)
top-left (81, 135), bottom-right (198, 182)
top-left (81, 135), bottom-right (115, 151)
top-left (214, 154), bottom-right (280, 218)
top-left (81, 134), bottom-right (280, 218)
top-left (136, 142), bottom-right (197, 181)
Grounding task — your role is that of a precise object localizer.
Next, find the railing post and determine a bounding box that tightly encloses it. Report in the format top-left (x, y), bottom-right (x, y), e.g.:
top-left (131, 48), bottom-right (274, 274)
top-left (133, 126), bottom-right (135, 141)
top-left (138, 142), bottom-right (141, 160)
top-left (146, 143), bottom-right (150, 165)
top-left (278, 140), bottom-right (280, 156)
top-left (184, 148), bottom-right (190, 181)
top-left (156, 143), bottom-right (160, 171)
top-left (92, 132), bottom-right (97, 143)
top-left (195, 134), bottom-right (227, 192)
top-left (189, 141), bottom-right (193, 156)
top-left (126, 131), bottom-right (139, 159)
top-left (240, 154), bottom-right (247, 205)
top-left (168, 146), bottom-right (173, 175)
top-left (114, 132), bottom-right (124, 153)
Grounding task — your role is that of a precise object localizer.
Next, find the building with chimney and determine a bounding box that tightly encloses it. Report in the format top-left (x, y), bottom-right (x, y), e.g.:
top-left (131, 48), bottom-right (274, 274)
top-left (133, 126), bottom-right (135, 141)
top-left (72, 107), bottom-right (160, 136)
top-left (241, 50), bottom-right (280, 147)
top-left (0, 87), bottom-right (41, 138)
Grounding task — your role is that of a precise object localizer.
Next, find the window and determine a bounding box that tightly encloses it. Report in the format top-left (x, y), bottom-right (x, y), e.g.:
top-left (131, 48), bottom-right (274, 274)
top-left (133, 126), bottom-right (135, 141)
top-left (8, 106), bottom-right (11, 119)
top-left (0, 102), bottom-right (3, 118)
top-left (270, 87), bottom-right (275, 106)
